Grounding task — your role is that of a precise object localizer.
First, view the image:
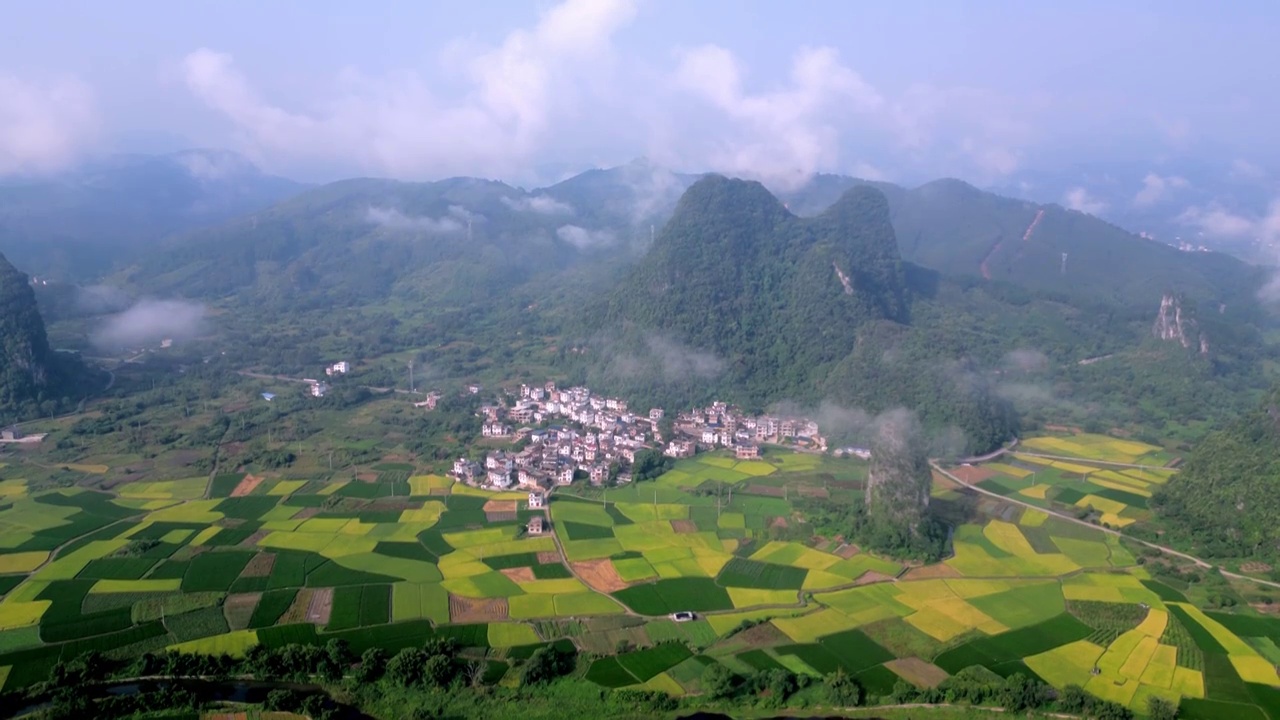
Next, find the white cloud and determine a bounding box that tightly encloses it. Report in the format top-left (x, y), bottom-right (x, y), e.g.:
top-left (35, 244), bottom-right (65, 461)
top-left (1230, 158), bottom-right (1266, 181)
top-left (91, 299), bottom-right (207, 349)
top-left (0, 73), bottom-right (97, 175)
top-left (367, 207), bottom-right (463, 234)
top-left (1176, 202), bottom-right (1271, 239)
top-left (1063, 187), bottom-right (1107, 215)
top-left (182, 0), bottom-right (637, 180)
top-left (502, 194), bottom-right (574, 215)
top-left (556, 224), bottom-right (615, 249)
top-left (1133, 172), bottom-right (1189, 207)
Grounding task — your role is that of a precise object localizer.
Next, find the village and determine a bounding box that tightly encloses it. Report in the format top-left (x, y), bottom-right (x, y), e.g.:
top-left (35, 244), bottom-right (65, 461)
top-left (445, 380), bottom-right (837, 498)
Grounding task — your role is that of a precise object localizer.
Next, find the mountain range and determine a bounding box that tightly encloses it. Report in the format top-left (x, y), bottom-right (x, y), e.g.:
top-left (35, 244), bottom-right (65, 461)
top-left (0, 149), bottom-right (305, 281)
top-left (2, 152), bottom-right (1275, 447)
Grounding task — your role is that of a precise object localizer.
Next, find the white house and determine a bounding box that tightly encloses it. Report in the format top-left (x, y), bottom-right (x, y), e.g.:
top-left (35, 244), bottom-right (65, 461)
top-left (528, 491), bottom-right (546, 509)
top-left (310, 382), bottom-right (329, 398)
top-left (326, 361), bottom-right (350, 376)
top-left (487, 469), bottom-right (513, 489)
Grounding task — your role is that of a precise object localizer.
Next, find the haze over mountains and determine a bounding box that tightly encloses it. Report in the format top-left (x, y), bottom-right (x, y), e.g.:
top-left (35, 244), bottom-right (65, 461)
top-left (0, 149), bottom-right (1274, 444)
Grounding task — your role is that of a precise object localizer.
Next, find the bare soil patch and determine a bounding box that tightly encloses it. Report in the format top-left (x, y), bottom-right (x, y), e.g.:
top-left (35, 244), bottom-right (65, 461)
top-left (901, 564), bottom-right (961, 580)
top-left (486, 511), bottom-right (518, 523)
top-left (483, 500), bottom-right (518, 513)
top-left (1044, 424), bottom-right (1082, 434)
top-left (948, 466), bottom-right (996, 484)
top-left (500, 567), bottom-right (536, 583)
top-left (356, 472), bottom-right (378, 482)
top-left (734, 621), bottom-right (792, 648)
top-left (855, 571), bottom-right (897, 586)
top-left (230, 474), bottom-right (266, 497)
top-left (224, 592), bottom-right (261, 630)
top-left (797, 486), bottom-right (829, 499)
top-left (306, 587), bottom-right (334, 625)
top-left (769, 516), bottom-right (789, 530)
top-left (886, 657), bottom-right (950, 688)
top-left (572, 558), bottom-right (628, 593)
top-left (835, 544), bottom-right (861, 559)
top-left (744, 485), bottom-right (786, 497)
top-left (292, 507), bottom-right (321, 520)
top-left (429, 487), bottom-right (451, 496)
top-left (1242, 562), bottom-right (1274, 573)
top-left (449, 595), bottom-right (509, 623)
top-left (670, 519), bottom-right (697, 534)
top-left (365, 499), bottom-right (417, 512)
top-left (241, 553), bottom-right (276, 577)
top-left (536, 551), bottom-right (560, 564)
top-left (238, 530), bottom-right (271, 548)
top-left (280, 589), bottom-right (316, 624)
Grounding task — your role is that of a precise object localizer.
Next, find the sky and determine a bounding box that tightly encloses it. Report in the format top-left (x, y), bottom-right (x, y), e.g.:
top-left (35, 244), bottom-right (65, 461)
top-left (2, 0), bottom-right (1279, 195)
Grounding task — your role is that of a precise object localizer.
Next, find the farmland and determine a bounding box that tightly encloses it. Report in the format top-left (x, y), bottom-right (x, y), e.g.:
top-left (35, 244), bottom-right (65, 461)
top-left (2, 435), bottom-right (1279, 719)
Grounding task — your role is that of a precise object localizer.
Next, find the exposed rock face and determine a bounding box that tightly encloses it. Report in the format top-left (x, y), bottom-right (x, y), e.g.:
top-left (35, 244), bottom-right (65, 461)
top-left (0, 252), bottom-right (64, 416)
top-left (865, 410), bottom-right (932, 531)
top-left (1153, 293), bottom-right (1208, 355)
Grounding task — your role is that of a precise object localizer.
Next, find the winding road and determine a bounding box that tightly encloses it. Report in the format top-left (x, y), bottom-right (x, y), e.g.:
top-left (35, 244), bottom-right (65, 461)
top-left (931, 461), bottom-right (1280, 590)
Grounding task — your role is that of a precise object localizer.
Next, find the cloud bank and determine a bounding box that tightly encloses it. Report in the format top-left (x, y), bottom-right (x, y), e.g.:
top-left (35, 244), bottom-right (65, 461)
top-left (502, 195), bottom-right (574, 215)
top-left (0, 73), bottom-right (97, 175)
top-left (91, 299), bottom-right (207, 349)
top-left (556, 224), bottom-right (616, 249)
top-left (367, 207), bottom-right (464, 234)
top-left (176, 0), bottom-right (1035, 189)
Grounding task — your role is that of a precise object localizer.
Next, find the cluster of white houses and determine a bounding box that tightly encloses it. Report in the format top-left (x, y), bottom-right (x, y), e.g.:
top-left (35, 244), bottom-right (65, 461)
top-left (451, 382), bottom-right (831, 491)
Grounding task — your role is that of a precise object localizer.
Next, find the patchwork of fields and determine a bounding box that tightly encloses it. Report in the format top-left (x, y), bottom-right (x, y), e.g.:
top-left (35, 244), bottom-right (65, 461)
top-left (961, 433), bottom-right (1178, 528)
top-left (2, 439), bottom-right (1278, 718)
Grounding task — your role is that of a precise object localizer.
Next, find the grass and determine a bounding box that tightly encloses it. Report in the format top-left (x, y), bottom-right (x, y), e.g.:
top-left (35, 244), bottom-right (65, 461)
top-left (181, 551), bottom-right (255, 592)
top-left (166, 605), bottom-right (230, 642)
top-left (716, 557), bottom-right (808, 590)
top-left (613, 578), bottom-right (734, 615)
top-left (167, 629), bottom-right (258, 658)
top-left (818, 629), bottom-right (895, 673)
top-left (616, 642), bottom-right (694, 681)
top-left (585, 656), bottom-right (639, 688)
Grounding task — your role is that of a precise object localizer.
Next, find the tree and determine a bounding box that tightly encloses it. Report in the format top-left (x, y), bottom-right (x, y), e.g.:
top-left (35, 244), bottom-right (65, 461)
top-left (702, 664), bottom-right (737, 699)
top-left (824, 671), bottom-right (864, 706)
top-left (386, 648), bottom-right (426, 687)
top-left (354, 647), bottom-right (387, 683)
top-left (520, 646), bottom-right (575, 685)
top-left (1148, 696), bottom-right (1178, 720)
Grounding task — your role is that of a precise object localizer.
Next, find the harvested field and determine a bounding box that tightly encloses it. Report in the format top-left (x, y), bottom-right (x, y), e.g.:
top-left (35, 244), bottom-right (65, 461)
top-left (856, 571), bottom-right (898, 586)
top-left (279, 589), bottom-right (315, 624)
top-left (1241, 562), bottom-right (1272, 574)
top-left (836, 544), bottom-right (861, 559)
top-left (238, 530), bottom-right (271, 548)
top-left (292, 507), bottom-right (321, 520)
top-left (306, 587), bottom-right (333, 624)
top-left (230, 474), bottom-right (265, 497)
top-left (901, 564), bottom-right (962, 580)
top-left (745, 485), bottom-right (785, 497)
top-left (536, 551), bottom-right (560, 564)
top-left (485, 511), bottom-right (518, 522)
top-left (501, 567), bottom-right (536, 583)
top-left (224, 593), bottom-right (260, 630)
top-left (949, 466), bottom-right (996, 484)
top-left (483, 500), bottom-right (517, 514)
top-left (796, 486), bottom-right (829, 499)
top-left (573, 558), bottom-right (629, 593)
top-left (449, 594), bottom-right (510, 623)
top-left (241, 553), bottom-right (276, 577)
top-left (887, 657), bottom-right (950, 687)
top-left (670, 520), bottom-right (697, 534)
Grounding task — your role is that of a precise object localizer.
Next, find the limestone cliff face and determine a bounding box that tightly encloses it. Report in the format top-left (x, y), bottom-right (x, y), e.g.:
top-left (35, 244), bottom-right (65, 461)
top-left (1153, 293), bottom-right (1208, 355)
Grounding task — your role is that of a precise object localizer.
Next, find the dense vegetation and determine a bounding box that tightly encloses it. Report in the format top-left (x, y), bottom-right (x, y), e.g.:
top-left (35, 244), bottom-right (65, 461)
top-left (1154, 386), bottom-right (1280, 559)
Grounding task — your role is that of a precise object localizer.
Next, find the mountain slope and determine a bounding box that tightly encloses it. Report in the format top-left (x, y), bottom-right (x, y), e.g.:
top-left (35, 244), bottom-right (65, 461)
top-left (133, 175), bottom-right (636, 309)
top-left (594, 175), bottom-right (1016, 452)
top-left (782, 174), bottom-right (1265, 311)
top-left (0, 150), bottom-right (305, 280)
top-left (0, 253), bottom-right (95, 421)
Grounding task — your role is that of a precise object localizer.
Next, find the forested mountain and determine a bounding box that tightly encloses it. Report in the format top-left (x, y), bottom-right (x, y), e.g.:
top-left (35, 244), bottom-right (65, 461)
top-left (587, 175), bottom-right (1017, 453)
top-left (0, 253), bottom-right (96, 422)
top-left (568, 175), bottom-right (1274, 452)
top-left (0, 150), bottom-right (304, 280)
top-left (1153, 387), bottom-right (1280, 559)
top-left (131, 175), bottom-right (641, 310)
top-left (781, 174), bottom-right (1266, 311)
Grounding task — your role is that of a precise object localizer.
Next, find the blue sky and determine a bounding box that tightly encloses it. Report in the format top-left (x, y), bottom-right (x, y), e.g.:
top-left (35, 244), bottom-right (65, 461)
top-left (2, 0), bottom-right (1277, 191)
